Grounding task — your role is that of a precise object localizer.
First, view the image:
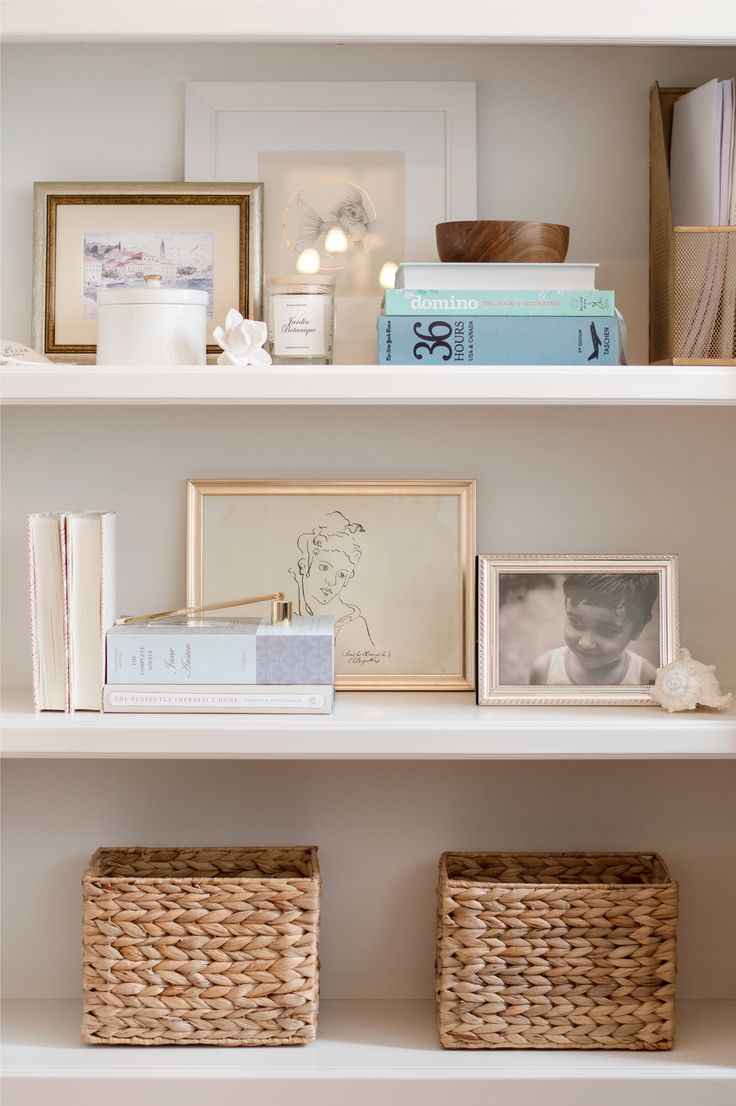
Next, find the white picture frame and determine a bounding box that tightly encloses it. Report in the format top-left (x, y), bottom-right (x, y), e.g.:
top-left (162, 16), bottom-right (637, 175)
top-left (185, 81), bottom-right (476, 363)
top-left (477, 554), bottom-right (680, 707)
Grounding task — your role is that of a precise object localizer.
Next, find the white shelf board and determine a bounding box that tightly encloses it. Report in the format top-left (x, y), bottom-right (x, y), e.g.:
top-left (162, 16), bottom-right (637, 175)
top-left (2, 688), bottom-right (735, 760)
top-left (2, 999), bottom-right (735, 1106)
top-left (2, 1), bottom-right (734, 46)
top-left (3, 363), bottom-right (736, 406)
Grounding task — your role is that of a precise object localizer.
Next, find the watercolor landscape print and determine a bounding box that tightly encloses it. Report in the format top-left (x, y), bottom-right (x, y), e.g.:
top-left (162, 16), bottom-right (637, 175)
top-left (82, 230), bottom-right (214, 318)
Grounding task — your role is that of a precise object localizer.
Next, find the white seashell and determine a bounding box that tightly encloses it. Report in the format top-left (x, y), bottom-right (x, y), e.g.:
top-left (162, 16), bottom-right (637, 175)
top-left (650, 649), bottom-right (733, 713)
top-left (213, 312), bottom-right (272, 367)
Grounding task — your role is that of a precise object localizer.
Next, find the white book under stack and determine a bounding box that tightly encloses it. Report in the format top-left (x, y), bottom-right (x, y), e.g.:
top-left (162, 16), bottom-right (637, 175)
top-left (28, 511), bottom-right (116, 711)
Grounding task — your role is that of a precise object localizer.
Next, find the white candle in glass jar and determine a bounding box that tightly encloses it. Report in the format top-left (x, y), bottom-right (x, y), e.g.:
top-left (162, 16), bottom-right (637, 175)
top-left (267, 275), bottom-right (336, 365)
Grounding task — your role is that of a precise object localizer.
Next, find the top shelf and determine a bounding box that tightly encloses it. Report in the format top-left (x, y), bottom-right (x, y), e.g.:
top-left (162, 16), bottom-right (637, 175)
top-left (3, 363), bottom-right (736, 406)
top-left (2, 1), bottom-right (734, 46)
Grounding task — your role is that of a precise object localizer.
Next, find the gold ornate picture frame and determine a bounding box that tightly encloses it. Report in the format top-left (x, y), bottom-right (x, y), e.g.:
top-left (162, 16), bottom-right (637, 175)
top-left (32, 181), bottom-right (263, 362)
top-left (187, 478), bottom-right (476, 691)
top-left (478, 554), bottom-right (679, 706)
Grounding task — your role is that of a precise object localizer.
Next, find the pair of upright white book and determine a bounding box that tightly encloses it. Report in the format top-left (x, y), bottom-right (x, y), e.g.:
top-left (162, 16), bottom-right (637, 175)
top-left (28, 512), bottom-right (115, 711)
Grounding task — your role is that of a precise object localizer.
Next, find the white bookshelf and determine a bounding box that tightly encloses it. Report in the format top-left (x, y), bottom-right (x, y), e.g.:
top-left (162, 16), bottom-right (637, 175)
top-left (2, 15), bottom-right (736, 1106)
top-left (2, 1), bottom-right (734, 46)
top-left (3, 363), bottom-right (736, 406)
top-left (3, 688), bottom-right (735, 759)
top-left (2, 999), bottom-right (735, 1106)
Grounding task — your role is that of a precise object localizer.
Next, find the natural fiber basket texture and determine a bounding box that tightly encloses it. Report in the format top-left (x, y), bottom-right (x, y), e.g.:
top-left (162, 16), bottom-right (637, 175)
top-left (83, 845), bottom-right (320, 1046)
top-left (437, 851), bottom-right (677, 1050)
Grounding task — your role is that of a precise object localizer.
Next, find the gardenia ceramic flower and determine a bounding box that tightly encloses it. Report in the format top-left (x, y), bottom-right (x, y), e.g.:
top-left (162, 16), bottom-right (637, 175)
top-left (650, 648), bottom-right (733, 713)
top-left (213, 309), bottom-right (272, 366)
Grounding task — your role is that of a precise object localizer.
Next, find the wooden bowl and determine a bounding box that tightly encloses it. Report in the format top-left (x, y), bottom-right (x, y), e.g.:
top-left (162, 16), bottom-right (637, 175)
top-left (436, 220), bottom-right (570, 264)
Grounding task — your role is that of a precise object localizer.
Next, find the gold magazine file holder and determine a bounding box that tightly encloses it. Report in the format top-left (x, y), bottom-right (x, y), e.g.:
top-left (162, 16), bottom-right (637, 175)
top-left (650, 83), bottom-right (736, 365)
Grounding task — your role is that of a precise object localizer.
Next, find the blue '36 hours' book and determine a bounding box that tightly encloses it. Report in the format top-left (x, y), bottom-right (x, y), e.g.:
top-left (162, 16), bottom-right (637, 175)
top-left (377, 315), bottom-right (620, 365)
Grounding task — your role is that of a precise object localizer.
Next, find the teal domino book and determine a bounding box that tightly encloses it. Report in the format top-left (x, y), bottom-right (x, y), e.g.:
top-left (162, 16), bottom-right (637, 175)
top-left (377, 315), bottom-right (620, 365)
top-left (383, 289), bottom-right (615, 317)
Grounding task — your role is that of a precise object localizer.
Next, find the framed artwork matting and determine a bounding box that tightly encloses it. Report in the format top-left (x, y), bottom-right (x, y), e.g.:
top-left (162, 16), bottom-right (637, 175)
top-left (187, 478), bottom-right (476, 691)
top-left (32, 181), bottom-right (263, 362)
top-left (185, 82), bottom-right (476, 363)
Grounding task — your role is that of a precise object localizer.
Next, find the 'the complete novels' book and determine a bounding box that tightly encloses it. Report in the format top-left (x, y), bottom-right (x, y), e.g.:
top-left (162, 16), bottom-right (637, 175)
top-left (103, 684), bottom-right (334, 714)
top-left (106, 615), bottom-right (334, 685)
top-left (377, 315), bottom-right (620, 365)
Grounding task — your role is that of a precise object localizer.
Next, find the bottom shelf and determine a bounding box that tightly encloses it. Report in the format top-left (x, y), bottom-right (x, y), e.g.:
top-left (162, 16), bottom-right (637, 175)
top-left (2, 999), bottom-right (734, 1106)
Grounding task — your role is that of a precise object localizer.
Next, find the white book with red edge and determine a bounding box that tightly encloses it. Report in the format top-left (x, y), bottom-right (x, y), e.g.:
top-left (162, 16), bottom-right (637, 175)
top-left (28, 511), bottom-right (115, 711)
top-left (28, 514), bottom-right (69, 711)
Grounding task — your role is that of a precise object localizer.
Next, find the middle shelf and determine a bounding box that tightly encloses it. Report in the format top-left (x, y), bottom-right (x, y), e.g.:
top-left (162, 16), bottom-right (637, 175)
top-left (3, 362), bottom-right (736, 405)
top-left (3, 689), bottom-right (735, 759)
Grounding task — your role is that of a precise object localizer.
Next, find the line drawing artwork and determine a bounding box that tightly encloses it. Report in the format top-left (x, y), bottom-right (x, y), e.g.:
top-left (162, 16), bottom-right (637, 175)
top-left (289, 510), bottom-right (375, 649)
top-left (283, 179), bottom-right (377, 271)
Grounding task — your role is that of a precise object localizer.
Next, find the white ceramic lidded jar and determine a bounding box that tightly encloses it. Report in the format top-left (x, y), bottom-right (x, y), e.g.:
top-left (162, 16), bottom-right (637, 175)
top-left (96, 275), bottom-right (209, 365)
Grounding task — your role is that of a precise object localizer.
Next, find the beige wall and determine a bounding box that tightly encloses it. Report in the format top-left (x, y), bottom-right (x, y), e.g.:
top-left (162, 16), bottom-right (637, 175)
top-left (3, 41), bottom-right (736, 362)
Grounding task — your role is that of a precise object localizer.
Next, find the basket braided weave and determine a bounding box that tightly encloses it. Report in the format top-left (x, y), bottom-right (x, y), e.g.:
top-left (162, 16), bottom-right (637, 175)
top-left (83, 846), bottom-right (320, 1046)
top-left (437, 851), bottom-right (677, 1050)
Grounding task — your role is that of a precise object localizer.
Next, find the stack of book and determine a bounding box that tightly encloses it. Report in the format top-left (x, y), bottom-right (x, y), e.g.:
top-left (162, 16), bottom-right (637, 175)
top-left (377, 262), bottom-right (620, 365)
top-left (28, 511), bottom-right (116, 711)
top-left (103, 614), bottom-right (335, 714)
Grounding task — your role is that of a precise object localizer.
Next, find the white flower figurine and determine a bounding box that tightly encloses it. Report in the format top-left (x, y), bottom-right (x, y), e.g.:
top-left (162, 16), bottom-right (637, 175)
top-left (213, 309), bottom-right (272, 367)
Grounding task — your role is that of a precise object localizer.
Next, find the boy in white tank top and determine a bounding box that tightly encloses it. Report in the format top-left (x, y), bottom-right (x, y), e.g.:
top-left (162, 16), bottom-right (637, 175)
top-left (530, 573), bottom-right (658, 686)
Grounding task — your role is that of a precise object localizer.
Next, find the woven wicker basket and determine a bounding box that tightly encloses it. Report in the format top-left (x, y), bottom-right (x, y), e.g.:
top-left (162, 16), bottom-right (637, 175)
top-left (83, 845), bottom-right (320, 1046)
top-left (437, 851), bottom-right (677, 1050)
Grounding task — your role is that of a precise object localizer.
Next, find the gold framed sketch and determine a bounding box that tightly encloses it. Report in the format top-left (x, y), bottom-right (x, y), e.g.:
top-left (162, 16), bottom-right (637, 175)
top-left (187, 478), bottom-right (476, 691)
top-left (32, 181), bottom-right (263, 361)
top-left (478, 554), bottom-right (679, 706)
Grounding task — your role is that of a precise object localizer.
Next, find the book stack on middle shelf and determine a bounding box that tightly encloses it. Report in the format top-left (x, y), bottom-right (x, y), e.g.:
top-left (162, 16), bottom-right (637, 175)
top-left (103, 612), bottom-right (335, 715)
top-left (377, 262), bottom-right (621, 366)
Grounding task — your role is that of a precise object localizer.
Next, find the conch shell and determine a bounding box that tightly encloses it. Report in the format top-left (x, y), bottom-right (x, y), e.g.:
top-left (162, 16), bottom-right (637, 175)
top-left (650, 649), bottom-right (733, 713)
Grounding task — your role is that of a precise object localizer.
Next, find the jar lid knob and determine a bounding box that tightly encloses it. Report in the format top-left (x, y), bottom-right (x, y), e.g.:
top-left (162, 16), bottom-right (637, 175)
top-left (144, 274), bottom-right (163, 284)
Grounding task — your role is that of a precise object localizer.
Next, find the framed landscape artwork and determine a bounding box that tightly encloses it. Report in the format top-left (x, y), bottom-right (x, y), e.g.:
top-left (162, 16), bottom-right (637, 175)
top-left (187, 478), bottom-right (476, 690)
top-left (477, 554), bottom-right (679, 706)
top-left (185, 82), bottom-right (476, 363)
top-left (32, 181), bottom-right (263, 361)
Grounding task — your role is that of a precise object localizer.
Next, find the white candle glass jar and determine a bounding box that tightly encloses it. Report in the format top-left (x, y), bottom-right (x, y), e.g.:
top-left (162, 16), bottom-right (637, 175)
top-left (267, 275), bottom-right (336, 365)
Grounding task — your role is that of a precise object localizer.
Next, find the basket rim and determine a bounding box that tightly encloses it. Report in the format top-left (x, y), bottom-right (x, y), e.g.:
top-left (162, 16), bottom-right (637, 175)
top-left (438, 850), bottom-right (675, 887)
top-left (85, 844), bottom-right (320, 882)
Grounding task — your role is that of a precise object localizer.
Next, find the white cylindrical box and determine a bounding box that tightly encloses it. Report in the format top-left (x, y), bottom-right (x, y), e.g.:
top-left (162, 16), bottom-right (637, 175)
top-left (96, 278), bottom-right (209, 365)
